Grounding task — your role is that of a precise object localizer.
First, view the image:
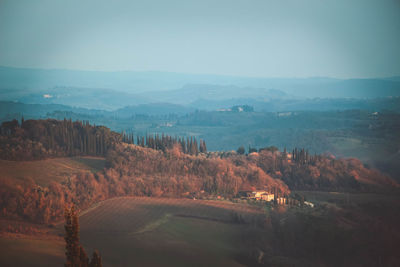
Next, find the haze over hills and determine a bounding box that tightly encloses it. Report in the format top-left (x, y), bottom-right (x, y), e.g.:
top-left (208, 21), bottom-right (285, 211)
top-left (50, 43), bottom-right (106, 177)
top-left (2, 96), bottom-right (400, 123)
top-left (1, 66), bottom-right (400, 111)
top-left (0, 66), bottom-right (399, 187)
top-left (115, 103), bottom-right (195, 117)
top-left (0, 101), bottom-right (106, 119)
top-left (141, 84), bottom-right (289, 105)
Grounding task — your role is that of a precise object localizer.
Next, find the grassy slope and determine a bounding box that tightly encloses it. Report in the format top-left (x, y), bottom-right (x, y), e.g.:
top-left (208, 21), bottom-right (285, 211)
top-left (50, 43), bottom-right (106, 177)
top-left (0, 157), bottom-right (105, 186)
top-left (0, 156), bottom-right (106, 267)
top-left (74, 197), bottom-right (262, 267)
top-left (0, 238), bottom-right (64, 267)
top-left (1, 194), bottom-right (399, 266)
top-left (1, 197), bottom-right (261, 267)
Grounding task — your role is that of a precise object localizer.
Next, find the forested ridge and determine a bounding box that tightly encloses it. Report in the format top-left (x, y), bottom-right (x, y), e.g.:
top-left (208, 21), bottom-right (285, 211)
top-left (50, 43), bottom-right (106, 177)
top-left (0, 119), bottom-right (397, 226)
top-left (0, 118), bottom-right (207, 160)
top-left (0, 118), bottom-right (116, 160)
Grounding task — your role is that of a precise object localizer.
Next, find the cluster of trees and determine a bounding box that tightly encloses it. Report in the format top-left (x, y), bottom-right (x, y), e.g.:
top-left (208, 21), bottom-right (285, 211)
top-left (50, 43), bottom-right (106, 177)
top-left (291, 147), bottom-right (320, 165)
top-left (251, 148), bottom-right (397, 191)
top-left (237, 145), bottom-right (280, 155)
top-left (231, 144), bottom-right (397, 191)
top-left (64, 206), bottom-right (102, 267)
top-left (0, 141), bottom-right (290, 224)
top-left (122, 132), bottom-right (207, 155)
top-left (106, 143), bottom-right (289, 198)
top-left (0, 119), bottom-right (118, 160)
top-left (0, 118), bottom-right (209, 161)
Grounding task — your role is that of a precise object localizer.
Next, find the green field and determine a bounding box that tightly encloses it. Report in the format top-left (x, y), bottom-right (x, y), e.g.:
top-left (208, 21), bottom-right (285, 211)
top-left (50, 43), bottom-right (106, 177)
top-left (0, 157), bottom-right (105, 186)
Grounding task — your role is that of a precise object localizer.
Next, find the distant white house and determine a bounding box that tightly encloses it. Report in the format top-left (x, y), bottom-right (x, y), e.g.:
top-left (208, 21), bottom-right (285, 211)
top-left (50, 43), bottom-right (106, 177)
top-left (304, 201), bottom-right (314, 208)
top-left (277, 112), bottom-right (292, 117)
top-left (246, 190), bottom-right (274, 201)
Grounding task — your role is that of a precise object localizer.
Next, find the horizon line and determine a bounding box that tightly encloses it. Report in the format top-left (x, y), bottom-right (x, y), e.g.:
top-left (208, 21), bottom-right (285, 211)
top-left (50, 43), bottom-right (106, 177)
top-left (1, 64), bottom-right (399, 81)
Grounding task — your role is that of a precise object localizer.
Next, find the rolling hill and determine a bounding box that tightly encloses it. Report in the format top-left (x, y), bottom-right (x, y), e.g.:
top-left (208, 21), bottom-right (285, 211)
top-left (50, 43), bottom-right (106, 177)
top-left (0, 157), bottom-right (105, 187)
top-left (1, 66), bottom-right (400, 111)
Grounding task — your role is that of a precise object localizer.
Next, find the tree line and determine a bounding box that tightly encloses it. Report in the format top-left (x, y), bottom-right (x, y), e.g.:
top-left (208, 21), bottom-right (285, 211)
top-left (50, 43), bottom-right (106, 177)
top-left (122, 132), bottom-right (207, 155)
top-left (0, 118), bottom-right (207, 160)
top-left (0, 118), bottom-right (118, 160)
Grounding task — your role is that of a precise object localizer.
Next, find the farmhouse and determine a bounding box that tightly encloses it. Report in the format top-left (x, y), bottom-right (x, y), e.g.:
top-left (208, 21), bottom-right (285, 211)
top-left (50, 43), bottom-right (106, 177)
top-left (260, 192), bottom-right (275, 201)
top-left (304, 201), bottom-right (314, 208)
top-left (238, 190), bottom-right (289, 204)
top-left (251, 190), bottom-right (266, 199)
top-left (240, 190), bottom-right (275, 201)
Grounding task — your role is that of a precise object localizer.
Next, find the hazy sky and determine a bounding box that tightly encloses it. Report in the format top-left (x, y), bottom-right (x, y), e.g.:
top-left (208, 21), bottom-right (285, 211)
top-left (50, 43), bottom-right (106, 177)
top-left (0, 0), bottom-right (399, 78)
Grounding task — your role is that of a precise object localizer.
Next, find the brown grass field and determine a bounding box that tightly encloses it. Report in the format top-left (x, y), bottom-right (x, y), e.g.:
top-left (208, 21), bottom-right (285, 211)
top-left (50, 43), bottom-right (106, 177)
top-left (0, 157), bottom-right (106, 186)
top-left (1, 197), bottom-right (264, 267)
top-left (0, 238), bottom-right (64, 267)
top-left (76, 197), bottom-right (264, 267)
top-left (1, 193), bottom-right (400, 266)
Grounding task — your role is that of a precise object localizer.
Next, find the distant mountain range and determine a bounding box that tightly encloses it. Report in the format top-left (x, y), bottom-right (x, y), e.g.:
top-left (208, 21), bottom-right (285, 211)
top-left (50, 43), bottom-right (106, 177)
top-left (115, 103), bottom-right (194, 117)
top-left (0, 101), bottom-right (106, 119)
top-left (1, 94), bottom-right (399, 125)
top-left (141, 84), bottom-right (289, 105)
top-left (1, 66), bottom-right (400, 110)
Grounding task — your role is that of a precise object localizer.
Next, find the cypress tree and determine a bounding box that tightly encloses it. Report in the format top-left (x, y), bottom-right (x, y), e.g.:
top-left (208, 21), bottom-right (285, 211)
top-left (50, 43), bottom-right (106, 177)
top-left (80, 245), bottom-right (89, 267)
top-left (89, 250), bottom-right (103, 267)
top-left (65, 206), bottom-right (103, 267)
top-left (64, 206), bottom-right (80, 267)
top-left (141, 136), bottom-right (145, 147)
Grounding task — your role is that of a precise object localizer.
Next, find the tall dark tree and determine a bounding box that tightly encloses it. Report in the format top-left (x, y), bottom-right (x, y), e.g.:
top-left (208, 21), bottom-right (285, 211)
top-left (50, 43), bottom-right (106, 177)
top-left (199, 139), bottom-right (207, 153)
top-left (89, 251), bottom-right (103, 267)
top-left (192, 137), bottom-right (198, 155)
top-left (64, 206), bottom-right (81, 267)
top-left (237, 146), bottom-right (245, 155)
top-left (64, 206), bottom-right (102, 267)
top-left (80, 246), bottom-right (89, 267)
